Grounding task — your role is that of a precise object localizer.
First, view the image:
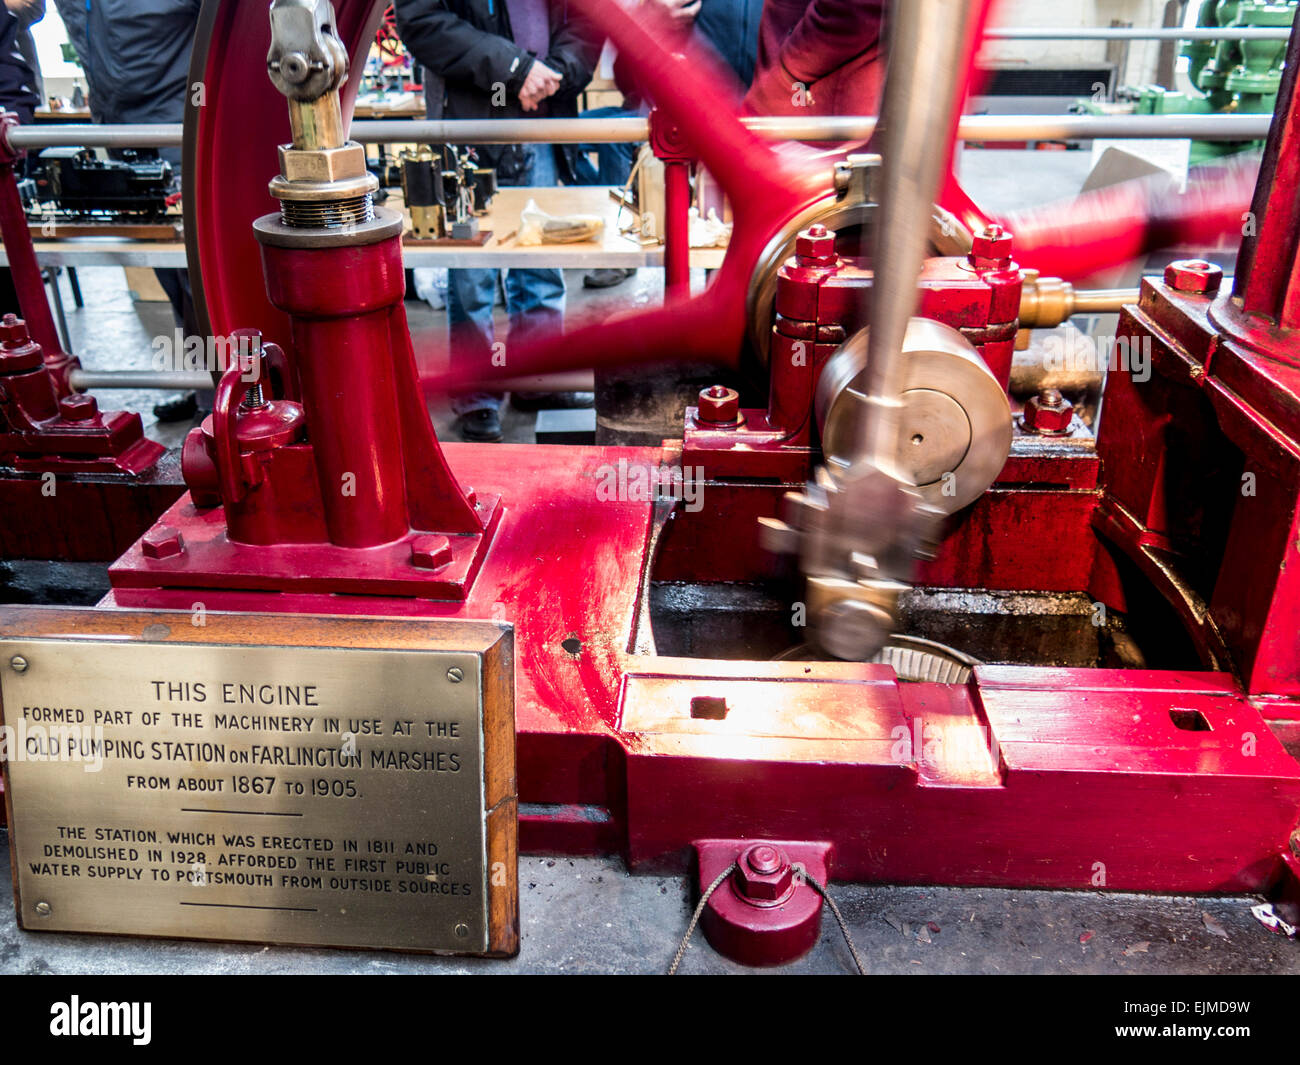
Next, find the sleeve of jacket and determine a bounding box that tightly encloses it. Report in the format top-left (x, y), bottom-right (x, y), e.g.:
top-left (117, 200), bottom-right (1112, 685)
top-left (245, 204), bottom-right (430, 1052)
top-left (17, 0), bottom-right (48, 29)
top-left (779, 0), bottom-right (885, 86)
top-left (395, 0), bottom-right (535, 94)
top-left (542, 2), bottom-right (602, 99)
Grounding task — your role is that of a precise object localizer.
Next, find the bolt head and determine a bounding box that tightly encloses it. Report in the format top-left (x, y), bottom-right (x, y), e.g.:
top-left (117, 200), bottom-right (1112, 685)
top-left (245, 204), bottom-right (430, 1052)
top-left (1164, 259), bottom-right (1223, 295)
top-left (141, 526), bottom-right (184, 560)
top-left (58, 393), bottom-right (98, 422)
top-left (1022, 391), bottom-right (1074, 435)
top-left (411, 534), bottom-right (453, 571)
top-left (795, 224), bottom-right (837, 265)
top-left (696, 384), bottom-right (740, 425)
top-left (970, 224), bottom-right (1014, 268)
top-left (734, 843), bottom-right (794, 903)
top-left (34, 901), bottom-right (50, 916)
top-left (446, 666), bottom-right (464, 684)
top-left (0, 314), bottom-right (28, 345)
top-left (9, 655), bottom-right (28, 673)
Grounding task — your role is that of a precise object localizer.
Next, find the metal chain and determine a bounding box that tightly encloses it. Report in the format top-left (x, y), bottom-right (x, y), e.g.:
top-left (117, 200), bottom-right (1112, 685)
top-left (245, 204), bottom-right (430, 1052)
top-left (668, 862), bottom-right (736, 975)
top-left (668, 860), bottom-right (867, 975)
top-left (800, 867), bottom-right (868, 975)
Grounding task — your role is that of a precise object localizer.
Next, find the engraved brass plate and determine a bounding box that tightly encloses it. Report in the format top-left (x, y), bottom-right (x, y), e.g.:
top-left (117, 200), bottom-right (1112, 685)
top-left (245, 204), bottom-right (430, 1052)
top-left (0, 610), bottom-right (517, 956)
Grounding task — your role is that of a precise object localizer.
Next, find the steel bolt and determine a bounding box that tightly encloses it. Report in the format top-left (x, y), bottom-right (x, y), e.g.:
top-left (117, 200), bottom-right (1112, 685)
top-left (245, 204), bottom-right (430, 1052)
top-left (1022, 389), bottom-right (1074, 435)
top-left (0, 313), bottom-right (27, 344)
top-left (1164, 259), bottom-right (1223, 295)
top-left (140, 526), bottom-right (185, 560)
top-left (9, 655), bottom-right (28, 673)
top-left (58, 393), bottom-right (98, 422)
top-left (411, 534), bottom-right (453, 571)
top-left (696, 384), bottom-right (740, 425)
top-left (733, 843), bottom-right (795, 903)
top-left (795, 223), bottom-right (837, 266)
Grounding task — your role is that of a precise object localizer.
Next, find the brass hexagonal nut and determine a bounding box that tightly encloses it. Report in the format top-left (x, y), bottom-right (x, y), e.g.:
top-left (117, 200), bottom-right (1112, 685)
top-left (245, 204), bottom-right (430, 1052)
top-left (278, 143), bottom-right (368, 185)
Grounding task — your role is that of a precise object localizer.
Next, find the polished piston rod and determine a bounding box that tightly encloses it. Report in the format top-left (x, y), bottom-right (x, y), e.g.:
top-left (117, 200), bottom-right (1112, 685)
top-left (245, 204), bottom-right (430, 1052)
top-left (3, 113), bottom-right (1275, 151)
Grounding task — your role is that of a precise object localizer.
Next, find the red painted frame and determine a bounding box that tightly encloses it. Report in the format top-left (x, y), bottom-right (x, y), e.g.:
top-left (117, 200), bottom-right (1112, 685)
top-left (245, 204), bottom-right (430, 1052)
top-left (104, 0), bottom-right (1300, 911)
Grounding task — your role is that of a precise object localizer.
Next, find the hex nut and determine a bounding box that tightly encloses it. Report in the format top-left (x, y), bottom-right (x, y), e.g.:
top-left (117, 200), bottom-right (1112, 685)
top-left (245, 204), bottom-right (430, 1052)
top-left (1022, 390), bottom-right (1074, 435)
top-left (696, 385), bottom-right (740, 424)
top-left (411, 534), bottom-right (454, 571)
top-left (141, 526), bottom-right (184, 560)
top-left (795, 223), bottom-right (837, 266)
top-left (278, 143), bottom-right (369, 184)
top-left (733, 843), bottom-right (795, 903)
top-left (1164, 259), bottom-right (1223, 295)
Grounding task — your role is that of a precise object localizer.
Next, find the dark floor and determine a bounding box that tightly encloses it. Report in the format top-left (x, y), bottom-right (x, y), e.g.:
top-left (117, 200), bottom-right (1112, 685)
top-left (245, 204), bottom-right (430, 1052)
top-left (6, 149), bottom-right (1295, 975)
top-left (2, 830), bottom-right (1295, 975)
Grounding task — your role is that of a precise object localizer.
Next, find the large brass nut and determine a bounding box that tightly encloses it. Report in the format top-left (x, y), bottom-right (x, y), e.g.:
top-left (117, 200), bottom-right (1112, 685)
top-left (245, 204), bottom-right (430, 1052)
top-left (278, 142), bottom-right (367, 184)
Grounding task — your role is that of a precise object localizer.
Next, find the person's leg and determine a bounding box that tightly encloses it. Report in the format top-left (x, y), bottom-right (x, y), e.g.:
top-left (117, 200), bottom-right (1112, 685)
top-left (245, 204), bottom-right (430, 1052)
top-left (573, 113), bottom-right (640, 289)
top-left (574, 105), bottom-right (641, 187)
top-left (503, 145), bottom-right (584, 410)
top-left (447, 267), bottom-right (506, 440)
top-left (505, 145), bottom-right (565, 344)
top-left (503, 265), bottom-right (565, 347)
top-left (152, 267), bottom-right (211, 422)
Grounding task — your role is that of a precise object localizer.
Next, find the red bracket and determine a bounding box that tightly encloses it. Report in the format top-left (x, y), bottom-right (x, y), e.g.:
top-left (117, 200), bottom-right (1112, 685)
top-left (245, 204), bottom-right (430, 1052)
top-left (694, 839), bottom-right (833, 967)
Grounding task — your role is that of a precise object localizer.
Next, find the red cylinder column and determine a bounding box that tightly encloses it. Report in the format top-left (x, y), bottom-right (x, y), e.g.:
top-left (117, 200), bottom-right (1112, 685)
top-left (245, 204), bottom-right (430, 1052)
top-left (256, 227), bottom-right (410, 548)
top-left (0, 114), bottom-right (67, 367)
top-left (664, 160), bottom-right (692, 301)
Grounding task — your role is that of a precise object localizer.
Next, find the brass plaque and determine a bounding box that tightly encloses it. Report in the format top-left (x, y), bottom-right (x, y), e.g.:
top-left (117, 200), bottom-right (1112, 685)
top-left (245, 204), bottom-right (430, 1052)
top-left (0, 609), bottom-right (517, 956)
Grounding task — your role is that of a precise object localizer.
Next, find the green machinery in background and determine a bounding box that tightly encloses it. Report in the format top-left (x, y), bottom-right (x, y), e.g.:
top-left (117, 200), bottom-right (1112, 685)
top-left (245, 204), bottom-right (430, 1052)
top-left (1078, 0), bottom-right (1295, 163)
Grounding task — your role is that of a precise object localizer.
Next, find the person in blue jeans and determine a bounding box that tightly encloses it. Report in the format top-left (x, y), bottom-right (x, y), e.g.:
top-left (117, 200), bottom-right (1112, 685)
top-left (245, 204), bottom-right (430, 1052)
top-left (396, 0), bottom-right (600, 441)
top-left (447, 143), bottom-right (565, 436)
top-left (576, 0), bottom-right (761, 290)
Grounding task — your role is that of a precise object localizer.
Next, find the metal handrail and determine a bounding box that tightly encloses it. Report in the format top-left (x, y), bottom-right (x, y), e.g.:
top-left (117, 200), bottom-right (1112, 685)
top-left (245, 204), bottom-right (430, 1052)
top-left (4, 113), bottom-right (1275, 151)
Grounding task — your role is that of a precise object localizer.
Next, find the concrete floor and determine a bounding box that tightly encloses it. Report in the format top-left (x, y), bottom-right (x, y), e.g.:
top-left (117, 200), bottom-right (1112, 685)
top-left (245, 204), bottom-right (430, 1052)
top-left (56, 263), bottom-right (654, 450)
top-left (4, 149), bottom-right (1296, 975)
top-left (2, 832), bottom-right (1295, 975)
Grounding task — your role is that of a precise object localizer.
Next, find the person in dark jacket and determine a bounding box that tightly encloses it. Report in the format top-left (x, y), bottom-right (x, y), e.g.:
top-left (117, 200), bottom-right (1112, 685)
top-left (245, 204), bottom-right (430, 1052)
top-left (0, 7), bottom-right (41, 316)
top-left (577, 0), bottom-right (762, 290)
top-left (0, 5), bottom-right (37, 124)
top-left (6, 0), bottom-right (43, 107)
top-left (396, 0), bottom-right (600, 442)
top-left (84, 0), bottom-right (203, 421)
top-left (85, 0), bottom-right (199, 135)
top-left (696, 0), bottom-right (760, 88)
top-left (52, 0), bottom-right (92, 94)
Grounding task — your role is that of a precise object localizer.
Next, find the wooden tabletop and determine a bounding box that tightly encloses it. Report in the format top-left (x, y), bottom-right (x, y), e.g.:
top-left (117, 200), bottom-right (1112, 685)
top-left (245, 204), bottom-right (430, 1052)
top-left (0, 186), bottom-right (728, 271)
top-left (352, 93), bottom-right (426, 119)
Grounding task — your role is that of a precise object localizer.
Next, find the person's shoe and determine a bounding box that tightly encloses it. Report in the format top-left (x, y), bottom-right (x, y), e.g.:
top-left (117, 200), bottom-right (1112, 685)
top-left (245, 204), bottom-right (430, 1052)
top-left (509, 391), bottom-right (595, 412)
top-left (153, 391), bottom-right (198, 423)
top-left (457, 407), bottom-right (503, 442)
top-left (583, 268), bottom-right (636, 289)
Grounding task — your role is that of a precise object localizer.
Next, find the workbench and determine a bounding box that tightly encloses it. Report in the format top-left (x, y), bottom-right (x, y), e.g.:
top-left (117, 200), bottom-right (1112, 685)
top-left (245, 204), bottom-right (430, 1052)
top-left (0, 186), bottom-right (728, 271)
